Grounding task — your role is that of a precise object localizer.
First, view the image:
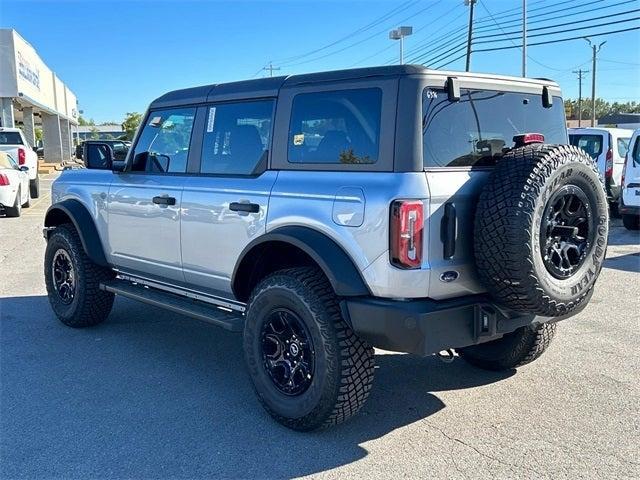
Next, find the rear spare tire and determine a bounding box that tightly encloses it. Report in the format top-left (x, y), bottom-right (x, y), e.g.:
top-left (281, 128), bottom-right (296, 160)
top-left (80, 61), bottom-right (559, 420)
top-left (474, 144), bottom-right (608, 317)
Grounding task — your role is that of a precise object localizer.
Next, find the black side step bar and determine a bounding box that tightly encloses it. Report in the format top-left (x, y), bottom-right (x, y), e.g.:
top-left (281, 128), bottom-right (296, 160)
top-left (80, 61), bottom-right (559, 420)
top-left (100, 279), bottom-right (244, 332)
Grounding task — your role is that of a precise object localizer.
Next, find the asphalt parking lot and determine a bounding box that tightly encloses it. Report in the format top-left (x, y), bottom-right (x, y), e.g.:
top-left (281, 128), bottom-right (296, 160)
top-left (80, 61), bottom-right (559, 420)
top-left (1, 173), bottom-right (639, 479)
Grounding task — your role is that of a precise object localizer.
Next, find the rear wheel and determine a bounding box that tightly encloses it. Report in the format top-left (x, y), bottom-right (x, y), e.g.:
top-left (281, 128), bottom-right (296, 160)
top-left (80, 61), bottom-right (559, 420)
top-left (30, 175), bottom-right (40, 199)
top-left (243, 267), bottom-right (374, 431)
top-left (622, 214), bottom-right (640, 230)
top-left (458, 323), bottom-right (557, 371)
top-left (44, 224), bottom-right (115, 327)
top-left (4, 188), bottom-right (21, 217)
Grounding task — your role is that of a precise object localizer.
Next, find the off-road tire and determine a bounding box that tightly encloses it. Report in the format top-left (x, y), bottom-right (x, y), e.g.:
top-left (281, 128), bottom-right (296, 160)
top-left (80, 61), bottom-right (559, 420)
top-left (44, 224), bottom-right (115, 327)
top-left (243, 267), bottom-right (374, 431)
top-left (4, 188), bottom-right (21, 217)
top-left (459, 323), bottom-right (557, 371)
top-left (30, 176), bottom-right (40, 199)
top-left (622, 214), bottom-right (640, 231)
top-left (475, 144), bottom-right (608, 317)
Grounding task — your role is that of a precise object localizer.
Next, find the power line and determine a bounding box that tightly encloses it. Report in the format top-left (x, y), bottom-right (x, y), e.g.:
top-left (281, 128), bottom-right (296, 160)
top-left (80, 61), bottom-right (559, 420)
top-left (272, 0), bottom-right (420, 65)
top-left (473, 26), bottom-right (640, 53)
top-left (278, 0), bottom-right (446, 68)
top-left (409, 0), bottom-right (638, 66)
top-left (406, 0), bottom-right (633, 64)
top-left (473, 7), bottom-right (640, 41)
top-left (473, 15), bottom-right (640, 45)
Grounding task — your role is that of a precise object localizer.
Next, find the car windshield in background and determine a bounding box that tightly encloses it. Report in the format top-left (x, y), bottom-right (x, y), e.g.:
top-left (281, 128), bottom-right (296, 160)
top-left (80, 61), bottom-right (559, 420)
top-left (568, 134), bottom-right (603, 160)
top-left (617, 137), bottom-right (630, 158)
top-left (422, 89), bottom-right (567, 168)
top-left (0, 132), bottom-right (24, 145)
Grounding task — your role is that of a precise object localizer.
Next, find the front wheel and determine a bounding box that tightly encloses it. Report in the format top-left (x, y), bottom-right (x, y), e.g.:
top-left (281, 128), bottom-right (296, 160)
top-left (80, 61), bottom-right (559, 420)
top-left (243, 267), bottom-right (374, 431)
top-left (44, 224), bottom-right (115, 327)
top-left (458, 323), bottom-right (557, 371)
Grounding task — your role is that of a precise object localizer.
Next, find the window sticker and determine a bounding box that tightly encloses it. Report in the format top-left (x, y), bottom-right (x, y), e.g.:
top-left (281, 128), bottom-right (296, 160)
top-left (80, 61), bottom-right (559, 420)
top-left (293, 133), bottom-right (305, 146)
top-left (424, 89), bottom-right (438, 100)
top-left (149, 116), bottom-right (163, 127)
top-left (207, 107), bottom-right (217, 132)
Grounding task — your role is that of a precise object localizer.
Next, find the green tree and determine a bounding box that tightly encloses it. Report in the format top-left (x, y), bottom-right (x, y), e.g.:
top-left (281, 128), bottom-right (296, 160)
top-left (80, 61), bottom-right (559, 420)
top-left (35, 127), bottom-right (43, 143)
top-left (122, 112), bottom-right (142, 141)
top-left (564, 98), bottom-right (640, 121)
top-left (78, 116), bottom-right (95, 126)
top-left (89, 126), bottom-right (100, 140)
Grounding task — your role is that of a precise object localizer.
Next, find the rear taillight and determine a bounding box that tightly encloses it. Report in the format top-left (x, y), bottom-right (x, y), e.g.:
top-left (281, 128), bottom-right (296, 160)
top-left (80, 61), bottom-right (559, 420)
top-left (390, 200), bottom-right (424, 269)
top-left (17, 148), bottom-right (25, 165)
top-left (605, 148), bottom-right (613, 178)
top-left (621, 153), bottom-right (628, 188)
top-left (0, 174), bottom-right (9, 186)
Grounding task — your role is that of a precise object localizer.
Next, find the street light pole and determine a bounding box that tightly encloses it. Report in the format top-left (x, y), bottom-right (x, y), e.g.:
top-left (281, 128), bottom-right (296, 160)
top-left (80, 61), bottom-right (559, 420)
top-left (584, 38), bottom-right (606, 127)
top-left (573, 69), bottom-right (588, 128)
top-left (389, 26), bottom-right (413, 65)
top-left (465, 0), bottom-right (476, 72)
top-left (522, 0), bottom-right (527, 77)
top-left (262, 61), bottom-right (281, 77)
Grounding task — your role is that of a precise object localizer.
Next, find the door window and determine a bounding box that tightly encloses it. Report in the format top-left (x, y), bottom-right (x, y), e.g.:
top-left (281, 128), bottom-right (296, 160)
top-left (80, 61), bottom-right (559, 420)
top-left (130, 108), bottom-right (196, 173)
top-left (200, 100), bottom-right (273, 175)
top-left (288, 88), bottom-right (382, 164)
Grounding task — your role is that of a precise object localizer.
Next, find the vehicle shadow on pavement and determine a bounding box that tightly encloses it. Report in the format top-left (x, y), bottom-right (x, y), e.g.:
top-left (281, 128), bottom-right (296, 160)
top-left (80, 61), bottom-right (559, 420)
top-left (603, 252), bottom-right (640, 273)
top-left (1, 295), bottom-right (513, 479)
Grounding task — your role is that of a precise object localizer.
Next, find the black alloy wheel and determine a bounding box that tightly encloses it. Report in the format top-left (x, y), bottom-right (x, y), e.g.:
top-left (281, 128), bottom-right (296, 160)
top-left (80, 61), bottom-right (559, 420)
top-left (52, 248), bottom-right (76, 304)
top-left (260, 308), bottom-right (315, 396)
top-left (540, 185), bottom-right (595, 279)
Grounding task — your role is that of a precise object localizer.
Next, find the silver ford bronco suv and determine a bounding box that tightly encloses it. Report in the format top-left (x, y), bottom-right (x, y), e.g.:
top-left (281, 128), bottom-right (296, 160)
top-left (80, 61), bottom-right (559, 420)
top-left (43, 66), bottom-right (608, 431)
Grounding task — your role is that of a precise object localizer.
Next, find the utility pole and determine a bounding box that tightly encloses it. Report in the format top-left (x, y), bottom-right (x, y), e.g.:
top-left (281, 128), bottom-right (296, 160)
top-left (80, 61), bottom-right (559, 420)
top-left (522, 0), bottom-right (527, 77)
top-left (262, 62), bottom-right (281, 77)
top-left (389, 26), bottom-right (413, 65)
top-left (573, 69), bottom-right (588, 127)
top-left (465, 0), bottom-right (476, 72)
top-left (584, 38), bottom-right (606, 127)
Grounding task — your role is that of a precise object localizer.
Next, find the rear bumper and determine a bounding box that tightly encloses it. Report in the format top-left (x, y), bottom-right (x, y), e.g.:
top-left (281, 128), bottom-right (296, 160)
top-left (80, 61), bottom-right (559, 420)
top-left (619, 194), bottom-right (640, 216)
top-left (343, 294), bottom-right (573, 356)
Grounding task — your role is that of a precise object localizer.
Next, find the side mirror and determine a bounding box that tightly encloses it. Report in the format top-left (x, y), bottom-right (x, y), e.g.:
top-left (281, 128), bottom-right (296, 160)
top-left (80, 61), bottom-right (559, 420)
top-left (84, 143), bottom-right (113, 170)
top-left (112, 160), bottom-right (126, 172)
top-left (19, 165), bottom-right (29, 172)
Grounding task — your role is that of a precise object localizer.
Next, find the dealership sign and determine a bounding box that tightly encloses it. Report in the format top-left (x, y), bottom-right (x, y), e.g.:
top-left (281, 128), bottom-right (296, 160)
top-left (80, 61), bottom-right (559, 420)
top-left (17, 51), bottom-right (40, 90)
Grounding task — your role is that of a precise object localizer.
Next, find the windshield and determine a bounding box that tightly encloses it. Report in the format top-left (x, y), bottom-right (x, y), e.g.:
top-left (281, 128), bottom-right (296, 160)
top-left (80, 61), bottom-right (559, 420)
top-left (0, 131), bottom-right (24, 145)
top-left (423, 88), bottom-right (567, 168)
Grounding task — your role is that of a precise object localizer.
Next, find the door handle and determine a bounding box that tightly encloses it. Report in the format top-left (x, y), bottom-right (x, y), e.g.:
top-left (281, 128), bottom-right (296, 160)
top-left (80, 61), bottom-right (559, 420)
top-left (229, 202), bottom-right (259, 213)
top-left (152, 195), bottom-right (176, 206)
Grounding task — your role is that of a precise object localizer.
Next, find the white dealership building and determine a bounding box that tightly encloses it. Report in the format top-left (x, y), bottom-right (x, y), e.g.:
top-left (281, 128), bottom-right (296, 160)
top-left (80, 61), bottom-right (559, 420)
top-left (0, 29), bottom-right (78, 162)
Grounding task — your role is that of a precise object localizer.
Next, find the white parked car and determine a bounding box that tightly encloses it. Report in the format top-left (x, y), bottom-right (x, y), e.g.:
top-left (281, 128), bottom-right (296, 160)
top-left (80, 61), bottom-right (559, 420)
top-left (0, 127), bottom-right (40, 198)
top-left (620, 129), bottom-right (640, 230)
top-left (568, 127), bottom-right (633, 214)
top-left (0, 151), bottom-right (30, 217)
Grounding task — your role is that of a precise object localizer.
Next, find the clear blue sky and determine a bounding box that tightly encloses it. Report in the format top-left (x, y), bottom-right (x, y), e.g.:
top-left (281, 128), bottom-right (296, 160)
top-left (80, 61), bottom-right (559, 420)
top-left (1, 0), bottom-right (638, 123)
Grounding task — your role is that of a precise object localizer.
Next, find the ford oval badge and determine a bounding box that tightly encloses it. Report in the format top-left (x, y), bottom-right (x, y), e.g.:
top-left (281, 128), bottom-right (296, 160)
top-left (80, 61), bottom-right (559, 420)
top-left (440, 271), bottom-right (459, 283)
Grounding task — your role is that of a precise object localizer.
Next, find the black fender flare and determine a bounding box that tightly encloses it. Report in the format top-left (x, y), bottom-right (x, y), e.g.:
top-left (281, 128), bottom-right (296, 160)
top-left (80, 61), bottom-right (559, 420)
top-left (44, 199), bottom-right (108, 267)
top-left (232, 226), bottom-right (370, 299)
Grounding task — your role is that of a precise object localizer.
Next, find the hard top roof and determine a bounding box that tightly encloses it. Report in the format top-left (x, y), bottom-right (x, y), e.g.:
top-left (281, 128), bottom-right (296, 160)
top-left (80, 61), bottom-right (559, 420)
top-left (149, 64), bottom-right (559, 109)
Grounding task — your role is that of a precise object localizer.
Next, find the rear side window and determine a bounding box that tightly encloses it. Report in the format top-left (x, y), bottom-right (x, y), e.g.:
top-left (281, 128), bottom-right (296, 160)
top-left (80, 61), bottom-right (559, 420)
top-left (423, 88), bottom-right (567, 168)
top-left (569, 134), bottom-right (603, 160)
top-left (130, 107), bottom-right (196, 173)
top-left (0, 132), bottom-right (23, 145)
top-left (288, 88), bottom-right (382, 164)
top-left (617, 137), bottom-right (630, 158)
top-left (200, 100), bottom-right (273, 175)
